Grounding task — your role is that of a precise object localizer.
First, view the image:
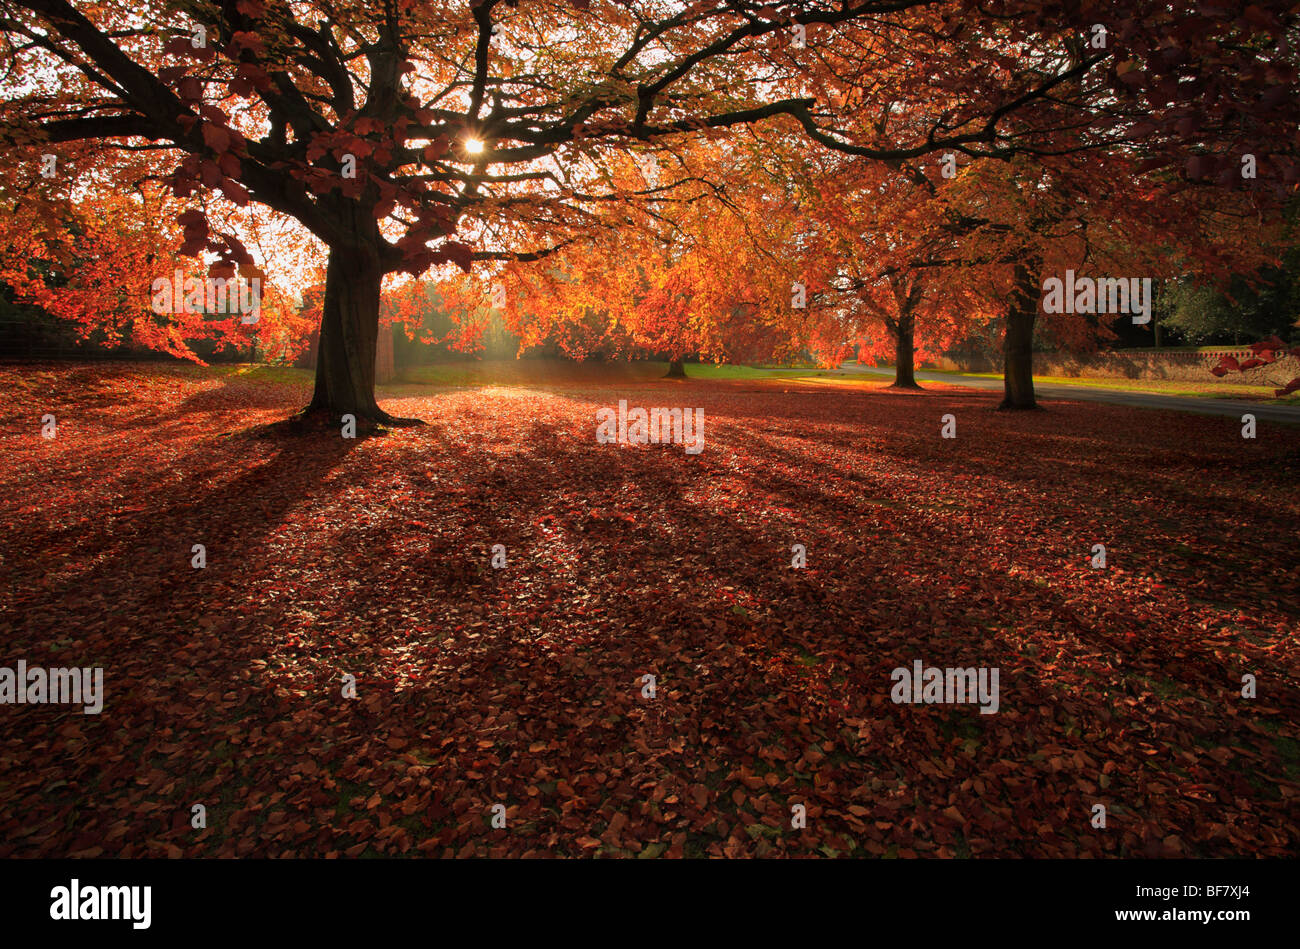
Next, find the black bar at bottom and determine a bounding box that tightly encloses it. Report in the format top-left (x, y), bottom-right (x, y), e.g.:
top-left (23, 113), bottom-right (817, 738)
top-left (0, 858), bottom-right (1284, 937)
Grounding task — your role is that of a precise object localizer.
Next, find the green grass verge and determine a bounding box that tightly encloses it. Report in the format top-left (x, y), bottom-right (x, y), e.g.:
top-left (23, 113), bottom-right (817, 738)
top-left (204, 363), bottom-right (315, 386)
top-left (392, 359), bottom-right (819, 387)
top-left (170, 359), bottom-right (1298, 403)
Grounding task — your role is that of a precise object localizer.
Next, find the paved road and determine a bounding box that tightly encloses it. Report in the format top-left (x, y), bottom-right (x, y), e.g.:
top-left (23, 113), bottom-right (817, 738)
top-left (843, 365), bottom-right (1300, 426)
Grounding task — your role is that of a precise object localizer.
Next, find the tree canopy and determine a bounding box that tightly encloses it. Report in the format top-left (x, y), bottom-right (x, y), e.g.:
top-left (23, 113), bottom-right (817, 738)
top-left (2, 1), bottom-right (1298, 418)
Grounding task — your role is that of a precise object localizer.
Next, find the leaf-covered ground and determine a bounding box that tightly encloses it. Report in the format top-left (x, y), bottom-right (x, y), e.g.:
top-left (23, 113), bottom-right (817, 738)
top-left (2, 361), bottom-right (1298, 858)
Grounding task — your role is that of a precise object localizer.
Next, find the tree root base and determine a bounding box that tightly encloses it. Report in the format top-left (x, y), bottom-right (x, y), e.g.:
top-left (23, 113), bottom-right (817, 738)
top-left (996, 400), bottom-right (1045, 412)
top-left (250, 407), bottom-right (427, 438)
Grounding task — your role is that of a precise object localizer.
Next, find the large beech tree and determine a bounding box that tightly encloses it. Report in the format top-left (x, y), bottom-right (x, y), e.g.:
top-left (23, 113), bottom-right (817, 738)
top-left (3, 1), bottom-right (1298, 420)
top-left (766, 148), bottom-right (984, 388)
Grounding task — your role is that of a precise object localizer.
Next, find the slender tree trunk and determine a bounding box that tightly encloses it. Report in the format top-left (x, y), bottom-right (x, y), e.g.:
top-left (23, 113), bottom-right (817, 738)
top-left (1000, 262), bottom-right (1041, 410)
top-left (665, 358), bottom-right (687, 378)
top-left (891, 306), bottom-right (922, 389)
top-left (884, 276), bottom-right (923, 389)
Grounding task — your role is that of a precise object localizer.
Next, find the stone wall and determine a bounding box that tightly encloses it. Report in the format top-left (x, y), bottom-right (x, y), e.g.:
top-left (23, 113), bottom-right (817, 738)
top-left (931, 349), bottom-right (1300, 386)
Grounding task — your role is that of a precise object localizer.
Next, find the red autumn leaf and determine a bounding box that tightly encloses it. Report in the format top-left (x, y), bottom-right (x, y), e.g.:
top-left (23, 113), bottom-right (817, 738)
top-left (219, 178), bottom-right (251, 206)
top-left (438, 240), bottom-right (474, 272)
top-left (1251, 335), bottom-right (1286, 353)
top-left (229, 31), bottom-right (267, 57)
top-left (201, 123), bottom-right (232, 153)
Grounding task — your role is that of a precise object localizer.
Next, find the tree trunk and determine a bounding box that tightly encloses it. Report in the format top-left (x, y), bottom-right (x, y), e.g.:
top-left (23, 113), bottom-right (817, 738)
top-left (306, 247), bottom-right (388, 422)
top-left (1000, 262), bottom-right (1041, 410)
top-left (891, 306), bottom-right (922, 389)
top-left (665, 358), bottom-right (687, 378)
